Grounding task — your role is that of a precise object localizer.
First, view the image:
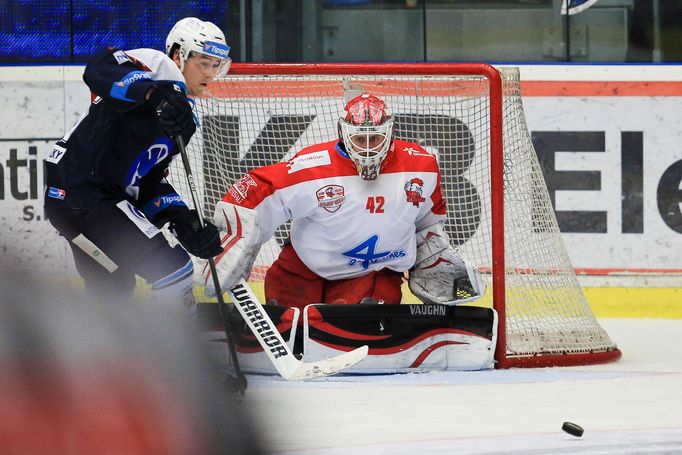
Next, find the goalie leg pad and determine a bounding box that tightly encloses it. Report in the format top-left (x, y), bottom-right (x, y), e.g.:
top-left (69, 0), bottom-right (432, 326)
top-left (196, 302), bottom-right (300, 375)
top-left (197, 302), bottom-right (496, 375)
top-left (303, 303), bottom-right (497, 372)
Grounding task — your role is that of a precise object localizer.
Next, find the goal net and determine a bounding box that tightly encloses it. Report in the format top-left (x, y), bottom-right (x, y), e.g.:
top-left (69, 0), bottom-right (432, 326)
top-left (170, 63), bottom-right (621, 368)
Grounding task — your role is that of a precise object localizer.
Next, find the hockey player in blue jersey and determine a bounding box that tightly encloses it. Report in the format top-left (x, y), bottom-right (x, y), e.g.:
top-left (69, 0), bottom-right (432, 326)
top-left (44, 18), bottom-right (231, 309)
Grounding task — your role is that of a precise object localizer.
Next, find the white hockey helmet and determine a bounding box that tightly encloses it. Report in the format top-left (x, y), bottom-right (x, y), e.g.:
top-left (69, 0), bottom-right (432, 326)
top-left (338, 94), bottom-right (395, 181)
top-left (166, 17), bottom-right (231, 78)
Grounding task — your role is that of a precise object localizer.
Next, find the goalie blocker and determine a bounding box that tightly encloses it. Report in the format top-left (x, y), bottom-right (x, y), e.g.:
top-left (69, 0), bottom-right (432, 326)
top-left (200, 201), bottom-right (261, 295)
top-left (198, 302), bottom-right (497, 374)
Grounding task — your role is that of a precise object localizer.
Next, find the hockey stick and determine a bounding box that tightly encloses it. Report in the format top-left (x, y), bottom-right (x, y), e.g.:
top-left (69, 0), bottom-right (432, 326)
top-left (177, 136), bottom-right (368, 380)
top-left (176, 135), bottom-right (247, 394)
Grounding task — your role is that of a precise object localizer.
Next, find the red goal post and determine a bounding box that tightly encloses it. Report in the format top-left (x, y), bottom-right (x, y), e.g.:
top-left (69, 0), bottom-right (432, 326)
top-left (176, 62), bottom-right (622, 369)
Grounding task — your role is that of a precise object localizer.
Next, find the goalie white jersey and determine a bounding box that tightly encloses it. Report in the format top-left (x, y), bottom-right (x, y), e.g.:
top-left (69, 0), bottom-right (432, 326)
top-left (223, 139), bottom-right (446, 280)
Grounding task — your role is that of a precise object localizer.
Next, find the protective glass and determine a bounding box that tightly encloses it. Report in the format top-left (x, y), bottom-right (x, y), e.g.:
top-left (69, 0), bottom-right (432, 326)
top-left (187, 51), bottom-right (231, 79)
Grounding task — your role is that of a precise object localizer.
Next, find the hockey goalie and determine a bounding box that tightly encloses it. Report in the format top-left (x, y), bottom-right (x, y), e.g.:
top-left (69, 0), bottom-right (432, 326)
top-left (200, 94), bottom-right (496, 374)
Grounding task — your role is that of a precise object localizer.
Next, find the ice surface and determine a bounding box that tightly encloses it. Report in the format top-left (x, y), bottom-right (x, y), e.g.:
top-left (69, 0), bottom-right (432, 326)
top-left (242, 319), bottom-right (682, 454)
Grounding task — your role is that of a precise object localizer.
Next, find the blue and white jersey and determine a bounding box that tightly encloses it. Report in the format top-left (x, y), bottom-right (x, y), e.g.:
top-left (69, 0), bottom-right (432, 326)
top-left (44, 47), bottom-right (190, 222)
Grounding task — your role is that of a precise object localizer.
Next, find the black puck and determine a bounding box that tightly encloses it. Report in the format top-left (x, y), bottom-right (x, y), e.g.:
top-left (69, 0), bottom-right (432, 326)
top-left (562, 421), bottom-right (584, 437)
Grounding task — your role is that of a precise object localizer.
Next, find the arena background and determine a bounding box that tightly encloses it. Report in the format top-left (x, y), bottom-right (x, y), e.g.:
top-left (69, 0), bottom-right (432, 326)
top-left (1, 0), bottom-right (680, 318)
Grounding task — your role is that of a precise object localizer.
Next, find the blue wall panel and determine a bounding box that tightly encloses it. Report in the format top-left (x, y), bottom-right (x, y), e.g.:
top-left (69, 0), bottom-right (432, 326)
top-left (1, 0), bottom-right (229, 63)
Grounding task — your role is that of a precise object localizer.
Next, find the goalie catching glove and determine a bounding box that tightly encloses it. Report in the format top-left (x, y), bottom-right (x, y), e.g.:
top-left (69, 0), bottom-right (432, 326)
top-left (200, 202), bottom-right (261, 297)
top-left (409, 223), bottom-right (485, 305)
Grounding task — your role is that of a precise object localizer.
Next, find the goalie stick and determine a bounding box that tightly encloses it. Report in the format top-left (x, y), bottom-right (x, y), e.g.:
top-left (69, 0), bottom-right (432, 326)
top-left (176, 136), bottom-right (368, 381)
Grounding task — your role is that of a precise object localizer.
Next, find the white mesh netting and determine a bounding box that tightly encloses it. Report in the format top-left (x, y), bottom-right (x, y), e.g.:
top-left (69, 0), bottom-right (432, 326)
top-left (168, 66), bottom-right (618, 362)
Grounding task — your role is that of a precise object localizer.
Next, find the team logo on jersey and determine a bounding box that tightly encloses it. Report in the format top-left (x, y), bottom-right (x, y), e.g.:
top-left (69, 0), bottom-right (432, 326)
top-left (316, 185), bottom-right (346, 213)
top-left (404, 178), bottom-right (426, 207)
top-left (342, 235), bottom-right (406, 270)
top-left (228, 174), bottom-right (258, 203)
top-left (125, 139), bottom-right (173, 199)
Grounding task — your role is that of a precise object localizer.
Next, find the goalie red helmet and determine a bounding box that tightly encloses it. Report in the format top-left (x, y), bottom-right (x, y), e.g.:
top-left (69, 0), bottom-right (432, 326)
top-left (338, 94), bottom-right (395, 181)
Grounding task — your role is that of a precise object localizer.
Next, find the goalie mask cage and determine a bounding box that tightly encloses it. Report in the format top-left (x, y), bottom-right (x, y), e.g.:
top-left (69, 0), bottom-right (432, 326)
top-left (175, 63), bottom-right (621, 369)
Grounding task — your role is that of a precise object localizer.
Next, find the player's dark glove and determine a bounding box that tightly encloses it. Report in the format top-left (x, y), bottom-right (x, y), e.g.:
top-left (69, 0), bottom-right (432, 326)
top-left (170, 209), bottom-right (223, 259)
top-left (148, 83), bottom-right (196, 140)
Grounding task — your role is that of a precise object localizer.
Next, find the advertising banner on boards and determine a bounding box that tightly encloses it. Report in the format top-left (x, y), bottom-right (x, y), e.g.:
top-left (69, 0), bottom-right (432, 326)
top-left (1, 66), bottom-right (681, 279)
